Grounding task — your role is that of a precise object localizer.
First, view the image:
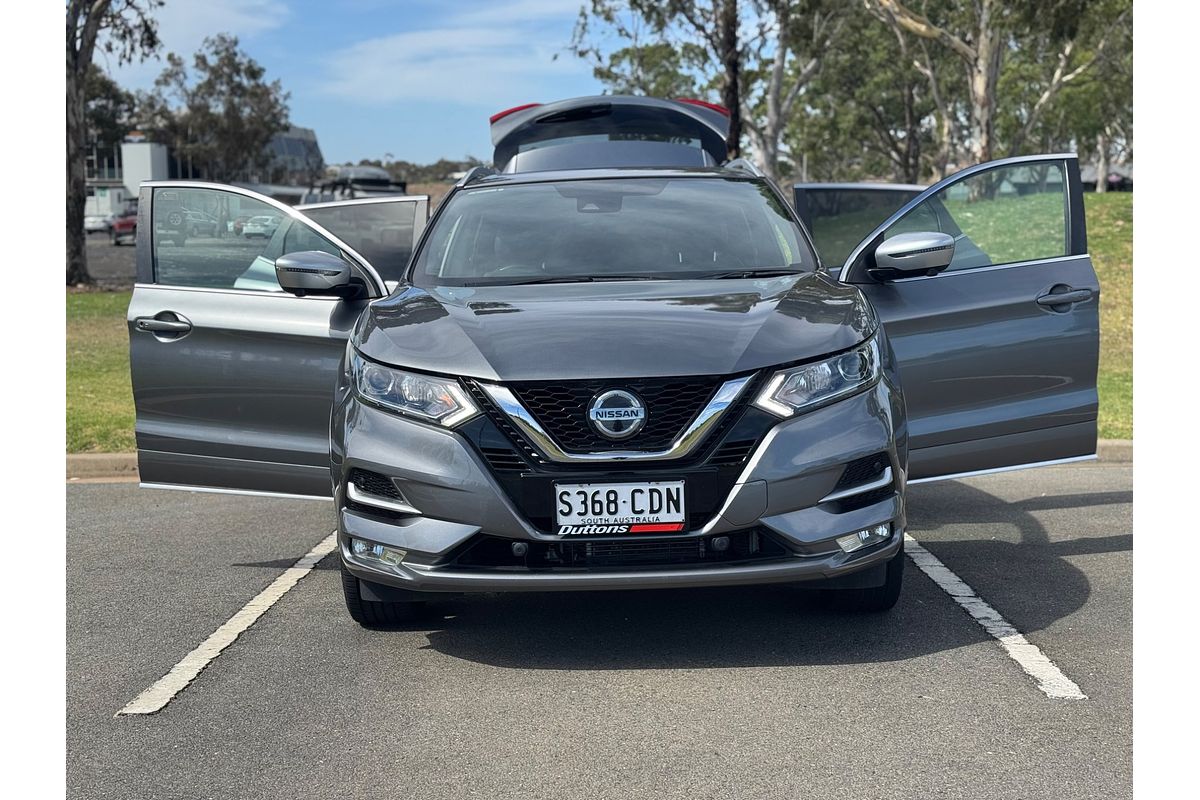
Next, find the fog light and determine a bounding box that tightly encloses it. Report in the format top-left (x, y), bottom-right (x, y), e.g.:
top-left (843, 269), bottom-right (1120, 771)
top-left (710, 535), bottom-right (731, 552)
top-left (511, 542), bottom-right (529, 557)
top-left (836, 524), bottom-right (891, 554)
top-left (350, 538), bottom-right (407, 568)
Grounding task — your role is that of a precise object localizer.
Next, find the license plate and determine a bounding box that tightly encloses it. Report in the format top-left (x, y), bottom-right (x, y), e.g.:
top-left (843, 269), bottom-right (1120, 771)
top-left (554, 481), bottom-right (686, 535)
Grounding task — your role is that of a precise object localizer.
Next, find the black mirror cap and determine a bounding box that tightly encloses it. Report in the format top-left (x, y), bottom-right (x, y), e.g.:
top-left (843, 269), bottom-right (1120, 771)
top-left (276, 250), bottom-right (360, 298)
top-left (868, 231), bottom-right (955, 282)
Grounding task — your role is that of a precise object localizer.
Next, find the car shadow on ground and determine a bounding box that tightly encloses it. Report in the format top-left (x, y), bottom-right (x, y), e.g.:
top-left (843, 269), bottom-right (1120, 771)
top-left (322, 480), bottom-right (1130, 670)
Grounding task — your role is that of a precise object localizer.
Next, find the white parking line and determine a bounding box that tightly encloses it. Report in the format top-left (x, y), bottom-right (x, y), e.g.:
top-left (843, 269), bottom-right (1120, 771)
top-left (117, 531), bottom-right (339, 716)
top-left (904, 533), bottom-right (1087, 700)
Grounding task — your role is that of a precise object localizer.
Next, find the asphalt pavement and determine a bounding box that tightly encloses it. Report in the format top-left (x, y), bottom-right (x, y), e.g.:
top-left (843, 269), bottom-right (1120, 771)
top-left (83, 233), bottom-right (136, 288)
top-left (66, 463), bottom-right (1131, 799)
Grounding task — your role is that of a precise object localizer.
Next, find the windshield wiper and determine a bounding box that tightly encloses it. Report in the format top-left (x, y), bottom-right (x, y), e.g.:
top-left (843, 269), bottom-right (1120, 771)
top-left (703, 268), bottom-right (804, 280)
top-left (463, 275), bottom-right (662, 286)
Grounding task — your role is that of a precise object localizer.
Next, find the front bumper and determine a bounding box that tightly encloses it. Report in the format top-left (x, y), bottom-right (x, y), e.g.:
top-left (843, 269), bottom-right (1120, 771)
top-left (342, 530), bottom-right (902, 593)
top-left (332, 378), bottom-right (905, 594)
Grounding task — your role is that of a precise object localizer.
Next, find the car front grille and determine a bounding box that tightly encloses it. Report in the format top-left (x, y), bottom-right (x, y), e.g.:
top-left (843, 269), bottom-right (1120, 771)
top-left (449, 528), bottom-right (791, 571)
top-left (708, 439), bottom-right (757, 467)
top-left (456, 384), bottom-right (780, 535)
top-left (508, 376), bottom-right (724, 452)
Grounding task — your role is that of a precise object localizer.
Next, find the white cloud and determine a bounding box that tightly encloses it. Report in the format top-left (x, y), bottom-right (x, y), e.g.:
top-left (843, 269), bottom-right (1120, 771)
top-left (450, 0), bottom-right (583, 25)
top-left (317, 1), bottom-right (592, 106)
top-left (96, 0), bottom-right (290, 88)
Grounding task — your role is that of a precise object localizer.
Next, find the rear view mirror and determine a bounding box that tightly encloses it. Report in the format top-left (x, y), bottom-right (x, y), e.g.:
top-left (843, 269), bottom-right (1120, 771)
top-left (870, 232), bottom-right (955, 281)
top-left (275, 250), bottom-right (357, 298)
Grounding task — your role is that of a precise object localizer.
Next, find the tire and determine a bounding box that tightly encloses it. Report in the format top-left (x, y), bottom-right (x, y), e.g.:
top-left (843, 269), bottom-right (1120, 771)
top-left (340, 562), bottom-right (425, 627)
top-left (825, 547), bottom-right (905, 612)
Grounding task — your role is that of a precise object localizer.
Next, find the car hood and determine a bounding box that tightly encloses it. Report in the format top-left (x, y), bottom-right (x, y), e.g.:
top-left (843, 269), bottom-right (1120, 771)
top-left (354, 272), bottom-right (877, 381)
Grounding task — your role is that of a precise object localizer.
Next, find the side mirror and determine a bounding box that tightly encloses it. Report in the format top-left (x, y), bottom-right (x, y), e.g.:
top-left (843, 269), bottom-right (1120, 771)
top-left (870, 232), bottom-right (955, 281)
top-left (275, 250), bottom-right (357, 298)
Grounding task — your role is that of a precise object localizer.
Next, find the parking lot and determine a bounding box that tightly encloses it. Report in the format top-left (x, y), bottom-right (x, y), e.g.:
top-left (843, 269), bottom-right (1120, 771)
top-left (83, 233), bottom-right (136, 287)
top-left (66, 462), bottom-right (1131, 799)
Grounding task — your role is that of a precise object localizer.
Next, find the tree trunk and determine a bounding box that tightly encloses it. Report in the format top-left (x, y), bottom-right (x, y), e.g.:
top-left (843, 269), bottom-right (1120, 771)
top-left (718, 0), bottom-right (741, 159)
top-left (967, 1), bottom-right (1002, 165)
top-left (900, 78), bottom-right (920, 183)
top-left (1095, 131), bottom-right (1110, 194)
top-left (66, 66), bottom-right (91, 286)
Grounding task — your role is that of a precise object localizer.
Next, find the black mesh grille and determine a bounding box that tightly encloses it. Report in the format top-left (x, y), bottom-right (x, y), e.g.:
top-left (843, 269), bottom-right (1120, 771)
top-left (349, 468), bottom-right (402, 500)
top-left (565, 539), bottom-right (708, 565)
top-left (709, 439), bottom-right (757, 467)
top-left (480, 447), bottom-right (526, 472)
top-left (451, 528), bottom-right (790, 570)
top-left (509, 376), bottom-right (723, 452)
top-left (833, 453), bottom-right (889, 492)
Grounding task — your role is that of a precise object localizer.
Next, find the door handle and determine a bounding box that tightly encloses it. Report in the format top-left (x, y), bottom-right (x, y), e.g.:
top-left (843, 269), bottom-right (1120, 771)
top-left (135, 317), bottom-right (192, 333)
top-left (1036, 287), bottom-right (1093, 310)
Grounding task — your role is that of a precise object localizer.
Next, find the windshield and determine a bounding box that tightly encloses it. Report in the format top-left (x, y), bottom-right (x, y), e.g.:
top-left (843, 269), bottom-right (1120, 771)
top-left (411, 176), bottom-right (815, 287)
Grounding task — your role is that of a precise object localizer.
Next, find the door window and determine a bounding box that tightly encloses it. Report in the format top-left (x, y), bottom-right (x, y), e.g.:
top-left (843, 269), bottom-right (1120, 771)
top-left (299, 200), bottom-right (420, 282)
top-left (151, 187), bottom-right (342, 292)
top-left (883, 162), bottom-right (1069, 272)
top-left (800, 187), bottom-right (921, 268)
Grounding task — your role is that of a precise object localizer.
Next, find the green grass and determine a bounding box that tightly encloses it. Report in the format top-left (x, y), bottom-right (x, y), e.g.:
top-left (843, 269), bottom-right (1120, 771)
top-left (1086, 192), bottom-right (1133, 439)
top-left (66, 290), bottom-right (135, 453)
top-left (65, 193), bottom-right (1132, 452)
top-left (940, 191), bottom-right (1065, 264)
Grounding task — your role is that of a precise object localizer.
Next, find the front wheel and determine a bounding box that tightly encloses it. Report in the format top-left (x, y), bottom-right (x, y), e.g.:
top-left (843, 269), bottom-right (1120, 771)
top-left (825, 547), bottom-right (905, 612)
top-left (340, 563), bottom-right (425, 627)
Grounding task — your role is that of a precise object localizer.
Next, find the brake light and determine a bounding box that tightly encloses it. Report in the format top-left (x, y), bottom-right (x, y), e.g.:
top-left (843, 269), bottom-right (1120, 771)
top-left (675, 98), bottom-right (731, 117)
top-left (489, 103), bottom-right (542, 124)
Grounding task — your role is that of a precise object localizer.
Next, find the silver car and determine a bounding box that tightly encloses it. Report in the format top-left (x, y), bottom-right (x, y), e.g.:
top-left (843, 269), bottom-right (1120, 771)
top-left (84, 213), bottom-right (113, 233)
top-left (127, 97), bottom-right (1099, 626)
top-left (241, 215), bottom-right (281, 239)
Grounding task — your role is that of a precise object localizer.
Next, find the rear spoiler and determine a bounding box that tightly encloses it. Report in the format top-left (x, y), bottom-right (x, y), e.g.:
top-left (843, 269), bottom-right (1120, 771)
top-left (490, 95), bottom-right (731, 172)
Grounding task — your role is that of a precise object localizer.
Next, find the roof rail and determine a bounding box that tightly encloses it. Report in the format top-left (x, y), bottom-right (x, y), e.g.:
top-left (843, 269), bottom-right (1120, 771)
top-left (723, 158), bottom-right (764, 178)
top-left (457, 166), bottom-right (498, 187)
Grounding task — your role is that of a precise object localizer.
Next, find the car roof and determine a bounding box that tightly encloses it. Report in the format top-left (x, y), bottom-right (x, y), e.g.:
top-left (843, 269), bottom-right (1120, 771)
top-left (461, 166), bottom-right (759, 189)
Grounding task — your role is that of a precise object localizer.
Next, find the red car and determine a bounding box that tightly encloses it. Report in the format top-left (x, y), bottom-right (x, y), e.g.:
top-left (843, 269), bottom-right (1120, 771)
top-left (110, 209), bottom-right (137, 246)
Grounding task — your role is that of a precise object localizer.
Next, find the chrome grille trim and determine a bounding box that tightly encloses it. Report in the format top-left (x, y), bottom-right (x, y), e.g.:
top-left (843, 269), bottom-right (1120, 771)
top-left (819, 467), bottom-right (894, 503)
top-left (347, 482), bottom-right (420, 515)
top-left (478, 375), bottom-right (755, 463)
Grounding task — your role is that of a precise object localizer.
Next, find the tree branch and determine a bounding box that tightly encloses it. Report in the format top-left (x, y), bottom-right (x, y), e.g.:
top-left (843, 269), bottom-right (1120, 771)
top-left (76, 0), bottom-right (112, 76)
top-left (869, 0), bottom-right (976, 63)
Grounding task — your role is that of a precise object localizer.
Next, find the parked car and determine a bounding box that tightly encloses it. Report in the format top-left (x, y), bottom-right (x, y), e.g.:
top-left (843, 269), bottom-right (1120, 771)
top-left (109, 209), bottom-right (137, 245)
top-left (127, 96), bottom-right (1099, 626)
top-left (182, 209), bottom-right (220, 237)
top-left (242, 215), bottom-right (280, 239)
top-left (84, 213), bottom-right (113, 234)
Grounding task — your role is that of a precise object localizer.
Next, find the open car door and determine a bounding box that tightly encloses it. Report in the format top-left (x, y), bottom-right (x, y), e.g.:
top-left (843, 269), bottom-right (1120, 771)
top-left (297, 195), bottom-right (429, 291)
top-left (793, 183), bottom-right (924, 270)
top-left (128, 183), bottom-right (422, 499)
top-left (840, 154), bottom-right (1099, 481)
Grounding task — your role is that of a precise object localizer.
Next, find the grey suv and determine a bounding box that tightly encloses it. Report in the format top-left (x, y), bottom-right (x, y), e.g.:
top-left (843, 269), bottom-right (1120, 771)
top-left (127, 97), bottom-right (1099, 625)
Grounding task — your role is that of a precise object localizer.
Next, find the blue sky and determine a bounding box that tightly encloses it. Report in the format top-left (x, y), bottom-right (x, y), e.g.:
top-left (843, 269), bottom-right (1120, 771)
top-left (97, 0), bottom-right (607, 165)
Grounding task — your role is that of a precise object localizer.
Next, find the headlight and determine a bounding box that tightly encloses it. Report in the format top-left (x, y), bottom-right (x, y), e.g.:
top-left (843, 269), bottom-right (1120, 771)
top-left (350, 352), bottom-right (478, 426)
top-left (753, 336), bottom-right (881, 417)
